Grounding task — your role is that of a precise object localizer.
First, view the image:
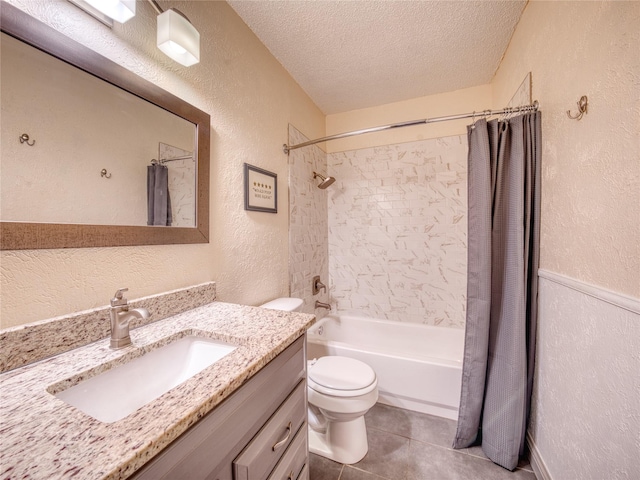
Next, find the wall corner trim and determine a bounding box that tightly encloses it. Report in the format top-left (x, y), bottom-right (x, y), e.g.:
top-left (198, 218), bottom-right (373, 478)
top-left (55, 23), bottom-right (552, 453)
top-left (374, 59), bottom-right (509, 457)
top-left (527, 431), bottom-right (552, 480)
top-left (537, 269), bottom-right (640, 315)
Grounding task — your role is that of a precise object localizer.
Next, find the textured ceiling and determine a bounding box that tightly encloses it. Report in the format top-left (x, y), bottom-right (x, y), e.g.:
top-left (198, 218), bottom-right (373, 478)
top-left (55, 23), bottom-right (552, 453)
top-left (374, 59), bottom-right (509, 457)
top-left (228, 0), bottom-right (527, 114)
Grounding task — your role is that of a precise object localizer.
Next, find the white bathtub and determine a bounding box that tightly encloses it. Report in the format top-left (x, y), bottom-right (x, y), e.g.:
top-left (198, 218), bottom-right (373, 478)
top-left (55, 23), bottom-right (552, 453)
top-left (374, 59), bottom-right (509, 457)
top-left (307, 314), bottom-right (464, 420)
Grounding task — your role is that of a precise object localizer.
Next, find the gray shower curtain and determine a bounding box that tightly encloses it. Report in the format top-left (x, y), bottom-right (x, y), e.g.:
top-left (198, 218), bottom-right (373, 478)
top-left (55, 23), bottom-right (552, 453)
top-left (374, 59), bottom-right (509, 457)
top-left (147, 164), bottom-right (172, 226)
top-left (452, 112), bottom-right (541, 471)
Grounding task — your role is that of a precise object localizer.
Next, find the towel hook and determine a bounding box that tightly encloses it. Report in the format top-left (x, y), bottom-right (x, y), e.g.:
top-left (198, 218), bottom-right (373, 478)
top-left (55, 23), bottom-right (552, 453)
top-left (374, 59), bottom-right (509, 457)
top-left (567, 95), bottom-right (588, 120)
top-left (100, 168), bottom-right (112, 179)
top-left (19, 133), bottom-right (35, 146)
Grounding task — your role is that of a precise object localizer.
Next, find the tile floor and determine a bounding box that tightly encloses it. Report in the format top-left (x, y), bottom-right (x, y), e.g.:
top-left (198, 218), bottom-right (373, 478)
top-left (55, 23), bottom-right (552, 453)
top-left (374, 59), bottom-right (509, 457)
top-left (309, 403), bottom-right (537, 480)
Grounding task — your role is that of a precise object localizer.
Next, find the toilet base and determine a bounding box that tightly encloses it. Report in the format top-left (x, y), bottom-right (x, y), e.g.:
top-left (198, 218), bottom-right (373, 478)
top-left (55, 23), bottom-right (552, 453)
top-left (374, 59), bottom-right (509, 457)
top-left (308, 415), bottom-right (369, 464)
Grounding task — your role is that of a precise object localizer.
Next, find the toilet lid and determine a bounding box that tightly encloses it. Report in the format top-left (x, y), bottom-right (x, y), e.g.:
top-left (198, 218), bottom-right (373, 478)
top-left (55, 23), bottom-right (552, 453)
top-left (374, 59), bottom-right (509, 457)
top-left (308, 356), bottom-right (376, 391)
top-left (260, 297), bottom-right (303, 311)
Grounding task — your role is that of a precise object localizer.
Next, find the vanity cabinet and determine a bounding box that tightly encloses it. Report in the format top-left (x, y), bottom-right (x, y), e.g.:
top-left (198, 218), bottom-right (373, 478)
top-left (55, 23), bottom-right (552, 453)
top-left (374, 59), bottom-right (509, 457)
top-left (132, 335), bottom-right (308, 480)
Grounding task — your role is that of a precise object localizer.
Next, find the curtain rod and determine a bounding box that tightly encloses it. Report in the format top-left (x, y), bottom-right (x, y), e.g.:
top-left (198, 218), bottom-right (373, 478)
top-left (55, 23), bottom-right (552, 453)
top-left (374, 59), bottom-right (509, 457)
top-left (151, 155), bottom-right (194, 165)
top-left (283, 100), bottom-right (539, 154)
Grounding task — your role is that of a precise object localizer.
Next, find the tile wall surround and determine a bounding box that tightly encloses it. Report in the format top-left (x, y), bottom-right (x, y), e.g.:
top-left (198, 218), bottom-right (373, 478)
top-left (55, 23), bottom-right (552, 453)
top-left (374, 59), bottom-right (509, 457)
top-left (159, 142), bottom-right (196, 228)
top-left (288, 126), bottom-right (330, 319)
top-left (327, 136), bottom-right (468, 328)
top-left (0, 282), bottom-right (216, 373)
top-left (507, 72), bottom-right (532, 109)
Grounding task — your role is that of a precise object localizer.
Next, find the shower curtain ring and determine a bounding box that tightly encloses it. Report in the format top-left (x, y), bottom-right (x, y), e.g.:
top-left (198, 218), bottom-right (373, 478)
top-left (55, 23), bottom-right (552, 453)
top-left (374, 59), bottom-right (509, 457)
top-left (499, 107), bottom-right (509, 122)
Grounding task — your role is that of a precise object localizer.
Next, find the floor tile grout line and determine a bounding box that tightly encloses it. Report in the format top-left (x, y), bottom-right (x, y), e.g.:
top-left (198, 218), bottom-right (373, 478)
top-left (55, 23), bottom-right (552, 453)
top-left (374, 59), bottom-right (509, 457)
top-left (366, 422), bottom-right (535, 473)
top-left (366, 424), bottom-right (415, 441)
top-left (367, 424), bottom-right (473, 455)
top-left (404, 438), bottom-right (536, 475)
top-left (342, 464), bottom-right (394, 480)
top-left (407, 437), bottom-right (505, 467)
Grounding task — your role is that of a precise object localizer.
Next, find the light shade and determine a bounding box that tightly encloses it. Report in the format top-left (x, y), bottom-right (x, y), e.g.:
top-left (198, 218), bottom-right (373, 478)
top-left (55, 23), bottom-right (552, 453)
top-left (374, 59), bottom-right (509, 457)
top-left (84, 0), bottom-right (135, 23)
top-left (157, 9), bottom-right (200, 67)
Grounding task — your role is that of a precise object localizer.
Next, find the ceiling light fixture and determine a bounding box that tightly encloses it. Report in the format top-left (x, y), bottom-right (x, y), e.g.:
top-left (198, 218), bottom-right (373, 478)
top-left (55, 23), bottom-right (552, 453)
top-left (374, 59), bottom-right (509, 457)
top-left (83, 0), bottom-right (136, 23)
top-left (68, 0), bottom-right (200, 67)
top-left (149, 0), bottom-right (200, 67)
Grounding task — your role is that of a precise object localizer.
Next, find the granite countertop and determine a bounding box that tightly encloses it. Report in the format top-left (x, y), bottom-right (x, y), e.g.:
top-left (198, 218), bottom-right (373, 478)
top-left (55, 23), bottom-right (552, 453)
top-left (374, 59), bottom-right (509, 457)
top-left (0, 301), bottom-right (315, 480)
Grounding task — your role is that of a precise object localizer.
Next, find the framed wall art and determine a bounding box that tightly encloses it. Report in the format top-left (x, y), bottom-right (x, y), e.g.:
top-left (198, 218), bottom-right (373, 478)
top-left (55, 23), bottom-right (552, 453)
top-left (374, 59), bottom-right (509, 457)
top-left (244, 163), bottom-right (277, 213)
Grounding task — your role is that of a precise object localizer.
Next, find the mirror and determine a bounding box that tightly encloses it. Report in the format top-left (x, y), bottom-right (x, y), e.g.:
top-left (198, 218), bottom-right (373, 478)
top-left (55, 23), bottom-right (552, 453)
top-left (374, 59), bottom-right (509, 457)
top-left (0, 4), bottom-right (210, 249)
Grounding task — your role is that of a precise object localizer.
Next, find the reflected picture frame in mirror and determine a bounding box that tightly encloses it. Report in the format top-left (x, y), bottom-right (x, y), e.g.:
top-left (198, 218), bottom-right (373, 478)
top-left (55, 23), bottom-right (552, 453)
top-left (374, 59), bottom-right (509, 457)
top-left (0, 3), bottom-right (210, 250)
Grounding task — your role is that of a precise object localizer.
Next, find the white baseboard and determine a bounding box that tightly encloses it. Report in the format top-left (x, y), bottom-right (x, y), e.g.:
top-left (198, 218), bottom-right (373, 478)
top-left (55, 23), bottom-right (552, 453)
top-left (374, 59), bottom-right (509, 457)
top-left (527, 431), bottom-right (552, 480)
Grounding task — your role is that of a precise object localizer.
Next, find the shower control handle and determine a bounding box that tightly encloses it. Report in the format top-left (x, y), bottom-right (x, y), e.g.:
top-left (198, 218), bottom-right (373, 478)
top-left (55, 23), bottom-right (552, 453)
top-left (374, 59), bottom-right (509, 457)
top-left (312, 275), bottom-right (326, 295)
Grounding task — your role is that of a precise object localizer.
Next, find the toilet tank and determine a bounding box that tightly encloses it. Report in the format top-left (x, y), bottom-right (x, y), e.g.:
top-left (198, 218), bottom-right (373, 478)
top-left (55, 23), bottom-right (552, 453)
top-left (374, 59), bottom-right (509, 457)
top-left (259, 297), bottom-right (303, 312)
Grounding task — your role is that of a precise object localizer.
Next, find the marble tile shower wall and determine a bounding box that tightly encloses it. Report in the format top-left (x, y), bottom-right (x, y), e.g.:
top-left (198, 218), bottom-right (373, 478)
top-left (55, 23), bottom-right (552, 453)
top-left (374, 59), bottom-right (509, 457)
top-left (327, 136), bottom-right (468, 328)
top-left (288, 126), bottom-right (330, 318)
top-left (160, 142), bottom-right (195, 227)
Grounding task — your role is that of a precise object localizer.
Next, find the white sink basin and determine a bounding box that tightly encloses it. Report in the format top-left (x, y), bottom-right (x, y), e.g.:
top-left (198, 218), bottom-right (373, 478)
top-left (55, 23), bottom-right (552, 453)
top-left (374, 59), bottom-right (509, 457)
top-left (54, 335), bottom-right (237, 423)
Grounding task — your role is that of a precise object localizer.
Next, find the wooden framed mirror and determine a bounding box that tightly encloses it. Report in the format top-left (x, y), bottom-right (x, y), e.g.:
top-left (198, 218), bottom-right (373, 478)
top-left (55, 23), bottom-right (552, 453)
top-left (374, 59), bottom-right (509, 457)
top-left (0, 3), bottom-right (210, 250)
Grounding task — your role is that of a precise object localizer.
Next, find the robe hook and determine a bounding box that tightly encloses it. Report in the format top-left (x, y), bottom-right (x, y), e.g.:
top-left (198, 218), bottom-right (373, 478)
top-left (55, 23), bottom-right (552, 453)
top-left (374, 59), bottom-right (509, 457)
top-left (567, 95), bottom-right (588, 120)
top-left (19, 133), bottom-right (35, 146)
top-left (100, 168), bottom-right (112, 179)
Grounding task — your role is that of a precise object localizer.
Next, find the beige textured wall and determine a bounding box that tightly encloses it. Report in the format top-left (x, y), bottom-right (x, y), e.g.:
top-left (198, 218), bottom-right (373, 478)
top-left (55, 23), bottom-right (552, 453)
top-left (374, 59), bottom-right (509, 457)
top-left (0, 0), bottom-right (324, 328)
top-left (492, 0), bottom-right (640, 297)
top-left (325, 84), bottom-right (491, 153)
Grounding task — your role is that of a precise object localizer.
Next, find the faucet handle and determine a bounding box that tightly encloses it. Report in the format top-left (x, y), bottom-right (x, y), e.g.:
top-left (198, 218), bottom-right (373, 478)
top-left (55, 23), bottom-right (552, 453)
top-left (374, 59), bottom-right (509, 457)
top-left (312, 275), bottom-right (327, 295)
top-left (111, 288), bottom-right (129, 307)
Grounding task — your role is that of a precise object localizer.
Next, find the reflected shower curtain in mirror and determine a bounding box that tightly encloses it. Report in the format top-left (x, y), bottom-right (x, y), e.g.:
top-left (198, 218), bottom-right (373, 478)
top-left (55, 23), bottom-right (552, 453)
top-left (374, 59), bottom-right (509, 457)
top-left (452, 112), bottom-right (541, 470)
top-left (147, 164), bottom-right (172, 226)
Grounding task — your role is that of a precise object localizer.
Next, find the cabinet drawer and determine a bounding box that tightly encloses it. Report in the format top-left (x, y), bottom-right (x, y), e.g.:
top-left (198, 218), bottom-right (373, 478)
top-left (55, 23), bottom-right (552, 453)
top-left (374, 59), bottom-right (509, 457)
top-left (234, 380), bottom-right (306, 480)
top-left (296, 463), bottom-right (308, 480)
top-left (267, 423), bottom-right (307, 480)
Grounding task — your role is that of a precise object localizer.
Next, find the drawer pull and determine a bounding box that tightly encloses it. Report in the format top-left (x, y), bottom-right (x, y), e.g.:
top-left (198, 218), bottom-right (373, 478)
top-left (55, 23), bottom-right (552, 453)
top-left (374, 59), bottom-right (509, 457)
top-left (272, 421), bottom-right (292, 451)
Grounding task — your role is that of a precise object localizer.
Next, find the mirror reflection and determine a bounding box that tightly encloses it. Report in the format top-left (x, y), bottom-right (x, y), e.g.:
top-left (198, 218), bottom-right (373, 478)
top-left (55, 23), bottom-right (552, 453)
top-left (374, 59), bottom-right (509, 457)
top-left (1, 32), bottom-right (197, 228)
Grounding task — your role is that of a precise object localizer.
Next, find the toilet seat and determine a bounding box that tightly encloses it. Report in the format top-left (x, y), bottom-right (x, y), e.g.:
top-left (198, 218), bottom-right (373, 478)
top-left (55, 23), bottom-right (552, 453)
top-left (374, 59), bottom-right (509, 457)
top-left (308, 356), bottom-right (377, 397)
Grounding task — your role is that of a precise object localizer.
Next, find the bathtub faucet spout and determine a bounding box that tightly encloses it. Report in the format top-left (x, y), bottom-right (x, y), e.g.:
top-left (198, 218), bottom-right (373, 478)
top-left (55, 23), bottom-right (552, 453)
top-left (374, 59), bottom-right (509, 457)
top-left (315, 300), bottom-right (331, 311)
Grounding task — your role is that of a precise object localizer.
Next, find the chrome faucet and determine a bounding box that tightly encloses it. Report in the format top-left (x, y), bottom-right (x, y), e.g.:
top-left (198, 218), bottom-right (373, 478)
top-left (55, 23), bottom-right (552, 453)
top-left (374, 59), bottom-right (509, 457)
top-left (109, 288), bottom-right (149, 349)
top-left (315, 300), bottom-right (331, 311)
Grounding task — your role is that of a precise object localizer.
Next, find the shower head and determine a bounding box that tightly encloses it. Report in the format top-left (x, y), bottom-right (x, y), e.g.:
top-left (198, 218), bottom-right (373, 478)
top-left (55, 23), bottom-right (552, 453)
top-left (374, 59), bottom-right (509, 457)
top-left (313, 172), bottom-right (336, 189)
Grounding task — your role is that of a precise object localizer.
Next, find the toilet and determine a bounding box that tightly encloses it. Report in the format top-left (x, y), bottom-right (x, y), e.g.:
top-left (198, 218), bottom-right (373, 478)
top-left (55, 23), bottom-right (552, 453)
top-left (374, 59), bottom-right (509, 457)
top-left (259, 297), bottom-right (304, 312)
top-left (307, 356), bottom-right (378, 464)
top-left (259, 297), bottom-right (379, 465)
